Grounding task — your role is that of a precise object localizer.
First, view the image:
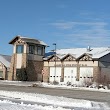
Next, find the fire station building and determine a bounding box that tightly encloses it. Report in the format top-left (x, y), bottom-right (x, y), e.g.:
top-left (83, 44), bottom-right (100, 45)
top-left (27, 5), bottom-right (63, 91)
top-left (43, 47), bottom-right (110, 86)
top-left (1, 36), bottom-right (110, 86)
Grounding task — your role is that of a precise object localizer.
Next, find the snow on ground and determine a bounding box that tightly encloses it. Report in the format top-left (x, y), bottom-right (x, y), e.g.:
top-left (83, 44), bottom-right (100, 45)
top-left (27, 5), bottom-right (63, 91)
top-left (0, 90), bottom-right (109, 110)
top-left (0, 100), bottom-right (69, 110)
top-left (0, 80), bottom-right (34, 86)
top-left (0, 80), bottom-right (110, 93)
top-left (0, 81), bottom-right (109, 109)
top-left (0, 100), bottom-right (108, 110)
top-left (41, 82), bottom-right (110, 93)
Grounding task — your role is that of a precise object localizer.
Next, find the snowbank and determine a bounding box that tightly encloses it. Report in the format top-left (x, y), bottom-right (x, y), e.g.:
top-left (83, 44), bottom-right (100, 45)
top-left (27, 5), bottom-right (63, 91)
top-left (0, 90), bottom-right (109, 110)
top-left (0, 100), bottom-right (70, 110)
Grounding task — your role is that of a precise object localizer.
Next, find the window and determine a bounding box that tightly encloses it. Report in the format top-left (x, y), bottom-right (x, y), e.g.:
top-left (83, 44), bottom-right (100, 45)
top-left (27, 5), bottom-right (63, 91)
top-left (16, 45), bottom-right (24, 53)
top-left (29, 45), bottom-right (35, 54)
top-left (71, 70), bottom-right (73, 73)
top-left (37, 46), bottom-right (42, 55)
top-left (37, 46), bottom-right (44, 55)
top-left (0, 71), bottom-right (3, 78)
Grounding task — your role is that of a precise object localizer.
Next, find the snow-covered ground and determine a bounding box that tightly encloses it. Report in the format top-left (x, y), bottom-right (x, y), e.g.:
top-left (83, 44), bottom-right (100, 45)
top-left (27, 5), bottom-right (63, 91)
top-left (0, 80), bottom-right (110, 109)
top-left (41, 82), bottom-right (110, 93)
top-left (0, 90), bottom-right (109, 110)
top-left (0, 100), bottom-right (69, 110)
top-left (0, 80), bottom-right (110, 93)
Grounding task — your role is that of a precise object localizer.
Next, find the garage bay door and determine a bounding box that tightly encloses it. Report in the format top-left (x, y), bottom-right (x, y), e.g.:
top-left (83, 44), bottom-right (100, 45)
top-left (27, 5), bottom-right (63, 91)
top-left (64, 67), bottom-right (77, 84)
top-left (80, 67), bottom-right (93, 86)
top-left (49, 67), bottom-right (61, 83)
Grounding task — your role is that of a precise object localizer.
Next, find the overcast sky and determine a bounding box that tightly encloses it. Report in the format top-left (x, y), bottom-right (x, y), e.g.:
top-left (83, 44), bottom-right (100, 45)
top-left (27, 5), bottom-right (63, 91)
top-left (0, 0), bottom-right (110, 55)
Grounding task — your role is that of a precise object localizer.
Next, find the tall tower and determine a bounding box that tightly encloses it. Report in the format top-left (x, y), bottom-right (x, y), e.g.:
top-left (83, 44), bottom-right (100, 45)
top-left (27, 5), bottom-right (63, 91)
top-left (9, 35), bottom-right (47, 81)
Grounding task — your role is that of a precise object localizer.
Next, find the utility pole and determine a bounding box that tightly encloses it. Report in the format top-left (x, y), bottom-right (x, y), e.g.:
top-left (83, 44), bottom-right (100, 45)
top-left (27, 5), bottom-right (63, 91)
top-left (53, 43), bottom-right (56, 82)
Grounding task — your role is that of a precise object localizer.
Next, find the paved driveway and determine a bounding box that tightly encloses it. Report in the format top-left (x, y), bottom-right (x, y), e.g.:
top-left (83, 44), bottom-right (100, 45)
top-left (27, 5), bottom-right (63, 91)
top-left (0, 84), bottom-right (109, 106)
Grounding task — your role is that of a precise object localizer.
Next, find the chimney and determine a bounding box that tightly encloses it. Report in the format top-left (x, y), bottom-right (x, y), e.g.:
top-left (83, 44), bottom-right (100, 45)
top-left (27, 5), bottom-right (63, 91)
top-left (87, 46), bottom-right (91, 52)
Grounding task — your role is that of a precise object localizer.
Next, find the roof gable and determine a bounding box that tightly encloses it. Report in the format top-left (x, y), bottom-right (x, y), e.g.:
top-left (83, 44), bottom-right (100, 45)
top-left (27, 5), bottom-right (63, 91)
top-left (9, 36), bottom-right (20, 44)
top-left (47, 55), bottom-right (60, 61)
top-left (9, 35), bottom-right (47, 46)
top-left (77, 53), bottom-right (92, 61)
top-left (15, 37), bottom-right (26, 45)
top-left (61, 54), bottom-right (76, 61)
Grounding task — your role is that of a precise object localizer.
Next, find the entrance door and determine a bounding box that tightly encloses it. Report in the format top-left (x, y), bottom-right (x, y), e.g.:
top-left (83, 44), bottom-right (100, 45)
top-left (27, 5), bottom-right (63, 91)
top-left (64, 67), bottom-right (77, 84)
top-left (49, 67), bottom-right (61, 83)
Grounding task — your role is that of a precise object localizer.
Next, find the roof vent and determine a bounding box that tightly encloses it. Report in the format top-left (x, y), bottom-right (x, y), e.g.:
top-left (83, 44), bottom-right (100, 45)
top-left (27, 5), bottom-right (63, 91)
top-left (87, 46), bottom-right (91, 52)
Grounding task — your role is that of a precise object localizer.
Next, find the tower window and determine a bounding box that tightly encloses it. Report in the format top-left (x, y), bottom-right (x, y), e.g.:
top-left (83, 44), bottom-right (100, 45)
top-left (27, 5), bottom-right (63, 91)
top-left (29, 45), bottom-right (35, 54)
top-left (16, 45), bottom-right (24, 53)
top-left (37, 46), bottom-right (44, 55)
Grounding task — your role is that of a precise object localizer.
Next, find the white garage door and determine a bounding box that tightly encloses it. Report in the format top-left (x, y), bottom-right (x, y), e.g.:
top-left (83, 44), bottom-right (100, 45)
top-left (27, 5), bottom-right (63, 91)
top-left (80, 67), bottom-right (93, 86)
top-left (64, 67), bottom-right (77, 85)
top-left (49, 67), bottom-right (61, 83)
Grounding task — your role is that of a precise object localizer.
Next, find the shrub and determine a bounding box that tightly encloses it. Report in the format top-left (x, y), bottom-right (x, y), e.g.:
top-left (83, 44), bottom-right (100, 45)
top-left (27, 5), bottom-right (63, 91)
top-left (53, 81), bottom-right (59, 85)
top-left (16, 68), bottom-right (28, 81)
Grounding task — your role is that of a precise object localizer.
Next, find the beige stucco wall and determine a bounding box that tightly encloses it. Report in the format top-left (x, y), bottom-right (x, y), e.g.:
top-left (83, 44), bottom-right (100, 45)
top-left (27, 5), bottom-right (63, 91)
top-left (44, 62), bottom-right (49, 66)
top-left (63, 61), bottom-right (77, 65)
top-left (0, 62), bottom-right (4, 69)
top-left (16, 54), bottom-right (22, 68)
top-left (79, 61), bottom-right (98, 66)
top-left (24, 44), bottom-right (27, 53)
top-left (44, 61), bottom-right (98, 67)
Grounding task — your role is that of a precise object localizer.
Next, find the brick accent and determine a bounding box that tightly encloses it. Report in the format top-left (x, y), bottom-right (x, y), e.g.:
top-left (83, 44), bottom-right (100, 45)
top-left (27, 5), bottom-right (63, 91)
top-left (43, 66), bottom-right (50, 82)
top-left (26, 60), bottom-right (43, 81)
top-left (3, 67), bottom-right (9, 80)
top-left (8, 54), bottom-right (17, 80)
top-left (76, 63), bottom-right (80, 81)
top-left (61, 66), bottom-right (64, 82)
top-left (9, 53), bottom-right (44, 81)
top-left (22, 53), bottom-right (27, 68)
top-left (9, 53), bottom-right (27, 81)
top-left (93, 66), bottom-right (101, 84)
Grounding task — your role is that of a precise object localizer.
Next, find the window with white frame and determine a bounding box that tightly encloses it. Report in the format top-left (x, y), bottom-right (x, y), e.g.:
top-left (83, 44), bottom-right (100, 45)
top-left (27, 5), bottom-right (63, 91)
top-left (16, 45), bottom-right (24, 53)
